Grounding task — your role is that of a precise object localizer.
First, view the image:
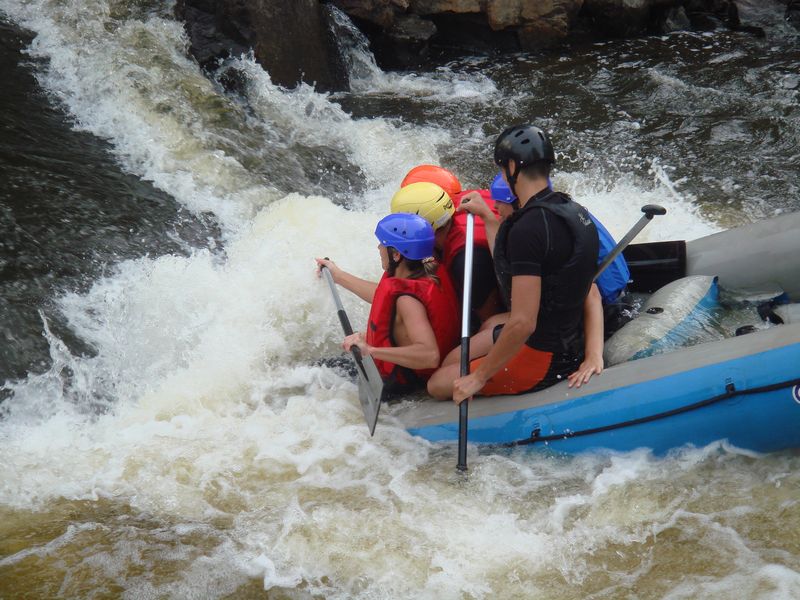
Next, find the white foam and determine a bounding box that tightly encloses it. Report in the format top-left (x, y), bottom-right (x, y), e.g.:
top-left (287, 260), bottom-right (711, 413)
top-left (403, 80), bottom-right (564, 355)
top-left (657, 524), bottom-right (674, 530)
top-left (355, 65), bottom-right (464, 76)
top-left (329, 5), bottom-right (498, 102)
top-left (0, 1), bottom-right (449, 235)
top-left (231, 55), bottom-right (449, 200)
top-left (0, 196), bottom-right (383, 505)
top-left (557, 160), bottom-right (719, 242)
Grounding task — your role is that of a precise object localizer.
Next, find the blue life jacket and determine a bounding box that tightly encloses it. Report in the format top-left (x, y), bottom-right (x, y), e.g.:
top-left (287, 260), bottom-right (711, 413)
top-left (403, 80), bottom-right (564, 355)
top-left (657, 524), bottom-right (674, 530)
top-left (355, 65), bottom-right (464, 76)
top-left (589, 213), bottom-right (630, 303)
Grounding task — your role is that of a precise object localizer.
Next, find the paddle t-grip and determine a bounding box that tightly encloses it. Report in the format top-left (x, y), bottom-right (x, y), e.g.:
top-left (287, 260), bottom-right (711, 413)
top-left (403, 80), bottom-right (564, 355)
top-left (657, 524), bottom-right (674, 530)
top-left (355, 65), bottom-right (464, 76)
top-left (642, 205), bottom-right (667, 219)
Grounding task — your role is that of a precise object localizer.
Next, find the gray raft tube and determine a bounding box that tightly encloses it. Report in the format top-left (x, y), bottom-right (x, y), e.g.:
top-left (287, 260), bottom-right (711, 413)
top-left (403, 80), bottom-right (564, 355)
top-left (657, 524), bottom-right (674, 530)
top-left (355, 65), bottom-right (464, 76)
top-left (623, 211), bottom-right (800, 302)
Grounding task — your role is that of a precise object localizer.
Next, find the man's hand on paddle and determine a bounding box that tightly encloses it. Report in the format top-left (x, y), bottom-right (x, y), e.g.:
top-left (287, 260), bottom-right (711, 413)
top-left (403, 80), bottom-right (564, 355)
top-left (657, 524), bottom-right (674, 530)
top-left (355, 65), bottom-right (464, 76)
top-left (457, 191), bottom-right (494, 221)
top-left (452, 372), bottom-right (487, 405)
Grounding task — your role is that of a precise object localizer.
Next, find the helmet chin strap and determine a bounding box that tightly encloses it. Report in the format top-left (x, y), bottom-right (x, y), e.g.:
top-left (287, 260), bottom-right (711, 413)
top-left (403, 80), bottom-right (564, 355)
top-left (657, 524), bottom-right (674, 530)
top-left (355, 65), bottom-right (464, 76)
top-left (503, 162), bottom-right (521, 211)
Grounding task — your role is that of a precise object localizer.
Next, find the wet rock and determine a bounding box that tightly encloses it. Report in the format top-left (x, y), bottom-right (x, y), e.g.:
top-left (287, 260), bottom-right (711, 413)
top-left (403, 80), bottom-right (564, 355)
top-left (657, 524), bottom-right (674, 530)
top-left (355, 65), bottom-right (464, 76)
top-left (364, 12), bottom-right (437, 68)
top-left (684, 0), bottom-right (730, 28)
top-left (427, 11), bottom-right (521, 54)
top-left (384, 14), bottom-right (438, 66)
top-left (581, 0), bottom-right (652, 37)
top-left (485, 1), bottom-right (583, 50)
top-left (331, 0), bottom-right (408, 28)
top-left (410, 0), bottom-right (481, 14)
top-left (176, 0), bottom-right (348, 91)
top-left (176, 2), bottom-right (248, 69)
top-left (788, 1), bottom-right (800, 29)
top-left (0, 205), bottom-right (19, 276)
top-left (517, 19), bottom-right (570, 50)
top-left (180, 0), bottom-right (771, 80)
top-left (388, 12), bottom-right (438, 43)
top-left (658, 6), bottom-right (692, 33)
top-left (518, 1), bottom-right (582, 49)
top-left (581, 0), bottom-right (684, 38)
top-left (782, 74), bottom-right (800, 90)
top-left (685, 0), bottom-right (765, 37)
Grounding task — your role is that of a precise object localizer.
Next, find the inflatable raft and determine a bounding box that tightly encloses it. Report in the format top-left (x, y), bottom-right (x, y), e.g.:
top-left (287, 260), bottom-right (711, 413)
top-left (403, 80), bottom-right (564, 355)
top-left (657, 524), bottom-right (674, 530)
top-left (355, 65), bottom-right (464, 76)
top-left (391, 211), bottom-right (800, 454)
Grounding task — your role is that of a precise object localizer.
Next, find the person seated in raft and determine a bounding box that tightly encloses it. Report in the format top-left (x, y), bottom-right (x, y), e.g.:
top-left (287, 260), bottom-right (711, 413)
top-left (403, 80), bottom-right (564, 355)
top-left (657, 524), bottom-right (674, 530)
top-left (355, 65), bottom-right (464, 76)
top-left (427, 124), bottom-right (603, 401)
top-left (444, 178), bottom-right (605, 389)
top-left (489, 171), bottom-right (630, 307)
top-left (316, 213), bottom-right (459, 394)
top-left (394, 166), bottom-right (504, 331)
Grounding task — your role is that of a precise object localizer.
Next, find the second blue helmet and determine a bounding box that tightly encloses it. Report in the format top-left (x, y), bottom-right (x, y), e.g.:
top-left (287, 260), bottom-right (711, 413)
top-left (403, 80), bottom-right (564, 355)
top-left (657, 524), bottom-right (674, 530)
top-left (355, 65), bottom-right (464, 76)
top-left (490, 172), bottom-right (516, 204)
top-left (375, 213), bottom-right (435, 260)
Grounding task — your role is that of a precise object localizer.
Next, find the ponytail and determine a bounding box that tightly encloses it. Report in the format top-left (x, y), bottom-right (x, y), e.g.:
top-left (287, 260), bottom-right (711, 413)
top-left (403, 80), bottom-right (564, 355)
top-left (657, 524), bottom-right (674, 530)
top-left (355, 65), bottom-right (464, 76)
top-left (387, 247), bottom-right (441, 285)
top-left (407, 256), bottom-right (441, 286)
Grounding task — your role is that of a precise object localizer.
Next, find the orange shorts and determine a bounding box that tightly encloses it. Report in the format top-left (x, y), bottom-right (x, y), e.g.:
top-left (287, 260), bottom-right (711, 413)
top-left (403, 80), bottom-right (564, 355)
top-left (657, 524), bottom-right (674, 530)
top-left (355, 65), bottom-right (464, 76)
top-left (470, 344), bottom-right (572, 396)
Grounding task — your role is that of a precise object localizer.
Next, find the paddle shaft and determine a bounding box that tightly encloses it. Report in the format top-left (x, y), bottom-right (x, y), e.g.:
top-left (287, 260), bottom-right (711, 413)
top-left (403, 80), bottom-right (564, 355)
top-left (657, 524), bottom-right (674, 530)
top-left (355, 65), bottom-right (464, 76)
top-left (595, 204), bottom-right (666, 280)
top-left (320, 262), bottom-right (383, 435)
top-left (457, 213), bottom-right (475, 472)
top-left (321, 266), bottom-right (363, 361)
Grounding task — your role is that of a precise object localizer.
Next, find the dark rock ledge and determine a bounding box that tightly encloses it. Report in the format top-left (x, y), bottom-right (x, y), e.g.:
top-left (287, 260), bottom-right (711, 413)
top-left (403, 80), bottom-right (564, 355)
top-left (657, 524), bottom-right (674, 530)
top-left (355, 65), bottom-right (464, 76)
top-left (175, 0), bottom-right (349, 91)
top-left (175, 0), bottom-right (768, 91)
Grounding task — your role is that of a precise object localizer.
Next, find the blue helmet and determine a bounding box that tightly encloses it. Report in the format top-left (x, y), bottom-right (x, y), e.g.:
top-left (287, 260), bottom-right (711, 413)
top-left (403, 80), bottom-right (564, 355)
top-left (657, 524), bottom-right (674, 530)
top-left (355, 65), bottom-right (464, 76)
top-left (375, 213), bottom-right (435, 261)
top-left (490, 172), bottom-right (516, 204)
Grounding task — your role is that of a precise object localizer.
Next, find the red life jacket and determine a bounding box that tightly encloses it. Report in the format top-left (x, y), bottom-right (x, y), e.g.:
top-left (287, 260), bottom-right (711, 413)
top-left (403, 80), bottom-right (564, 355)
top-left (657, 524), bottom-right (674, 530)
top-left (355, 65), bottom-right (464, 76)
top-left (444, 190), bottom-right (499, 270)
top-left (365, 269), bottom-right (459, 384)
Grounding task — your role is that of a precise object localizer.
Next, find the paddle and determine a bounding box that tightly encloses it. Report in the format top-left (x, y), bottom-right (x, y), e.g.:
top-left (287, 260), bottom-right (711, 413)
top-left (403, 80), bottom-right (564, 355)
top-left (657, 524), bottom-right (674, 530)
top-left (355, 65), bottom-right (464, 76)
top-left (320, 265), bottom-right (383, 436)
top-left (457, 213), bottom-right (476, 471)
top-left (595, 204), bottom-right (666, 279)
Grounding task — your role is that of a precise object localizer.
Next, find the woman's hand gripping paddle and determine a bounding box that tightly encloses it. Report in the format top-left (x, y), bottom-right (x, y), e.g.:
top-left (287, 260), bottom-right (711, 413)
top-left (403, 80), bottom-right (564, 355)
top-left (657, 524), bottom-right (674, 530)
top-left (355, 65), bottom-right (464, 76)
top-left (321, 265), bottom-right (383, 436)
top-left (457, 214), bottom-right (475, 471)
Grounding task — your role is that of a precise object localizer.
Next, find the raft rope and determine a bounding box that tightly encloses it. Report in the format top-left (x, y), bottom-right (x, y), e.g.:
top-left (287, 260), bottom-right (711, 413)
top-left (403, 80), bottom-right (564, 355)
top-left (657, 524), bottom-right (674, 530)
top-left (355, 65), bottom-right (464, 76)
top-left (506, 376), bottom-right (800, 447)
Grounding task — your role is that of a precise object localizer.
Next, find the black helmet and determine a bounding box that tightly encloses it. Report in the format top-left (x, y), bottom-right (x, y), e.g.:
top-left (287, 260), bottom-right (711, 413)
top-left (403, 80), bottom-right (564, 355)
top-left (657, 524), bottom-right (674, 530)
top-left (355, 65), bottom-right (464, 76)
top-left (494, 124), bottom-right (555, 168)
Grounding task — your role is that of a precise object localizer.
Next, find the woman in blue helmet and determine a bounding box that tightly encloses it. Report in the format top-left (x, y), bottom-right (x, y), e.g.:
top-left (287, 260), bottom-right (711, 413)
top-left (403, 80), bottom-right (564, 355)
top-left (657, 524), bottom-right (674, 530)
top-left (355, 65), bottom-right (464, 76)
top-left (317, 214), bottom-right (459, 390)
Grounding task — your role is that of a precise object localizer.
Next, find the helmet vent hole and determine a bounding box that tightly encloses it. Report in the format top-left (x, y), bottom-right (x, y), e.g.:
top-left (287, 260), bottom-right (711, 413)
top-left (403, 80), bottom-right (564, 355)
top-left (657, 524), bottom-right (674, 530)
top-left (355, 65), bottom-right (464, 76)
top-left (521, 139), bottom-right (530, 145)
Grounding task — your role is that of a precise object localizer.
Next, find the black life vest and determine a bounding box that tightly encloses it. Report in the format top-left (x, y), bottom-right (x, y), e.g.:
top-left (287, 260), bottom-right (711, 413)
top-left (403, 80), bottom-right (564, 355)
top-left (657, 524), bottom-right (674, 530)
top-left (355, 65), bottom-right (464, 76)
top-left (493, 190), bottom-right (599, 354)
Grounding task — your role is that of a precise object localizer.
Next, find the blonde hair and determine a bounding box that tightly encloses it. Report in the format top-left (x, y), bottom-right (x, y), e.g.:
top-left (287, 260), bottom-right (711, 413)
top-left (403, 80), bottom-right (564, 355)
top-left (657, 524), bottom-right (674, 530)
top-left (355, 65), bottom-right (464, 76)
top-left (406, 256), bottom-right (441, 285)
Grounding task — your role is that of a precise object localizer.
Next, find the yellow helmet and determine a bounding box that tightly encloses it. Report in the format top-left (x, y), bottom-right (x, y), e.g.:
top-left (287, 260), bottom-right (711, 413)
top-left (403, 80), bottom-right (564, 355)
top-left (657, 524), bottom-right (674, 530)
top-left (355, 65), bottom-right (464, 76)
top-left (390, 182), bottom-right (454, 231)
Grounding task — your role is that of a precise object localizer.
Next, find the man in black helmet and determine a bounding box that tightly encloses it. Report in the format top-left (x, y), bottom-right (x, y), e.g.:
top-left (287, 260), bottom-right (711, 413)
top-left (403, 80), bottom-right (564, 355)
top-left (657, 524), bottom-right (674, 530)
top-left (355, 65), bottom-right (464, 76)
top-left (427, 124), bottom-right (603, 402)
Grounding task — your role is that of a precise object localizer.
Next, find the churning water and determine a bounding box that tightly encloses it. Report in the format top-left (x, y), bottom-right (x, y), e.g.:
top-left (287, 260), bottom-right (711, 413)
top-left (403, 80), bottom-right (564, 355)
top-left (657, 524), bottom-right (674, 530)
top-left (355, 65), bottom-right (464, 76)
top-left (1, 0), bottom-right (799, 597)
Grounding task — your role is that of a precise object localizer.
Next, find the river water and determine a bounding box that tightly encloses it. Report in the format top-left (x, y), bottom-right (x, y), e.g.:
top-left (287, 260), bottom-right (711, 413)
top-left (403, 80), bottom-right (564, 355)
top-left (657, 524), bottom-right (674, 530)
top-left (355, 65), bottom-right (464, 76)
top-left (1, 0), bottom-right (799, 598)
